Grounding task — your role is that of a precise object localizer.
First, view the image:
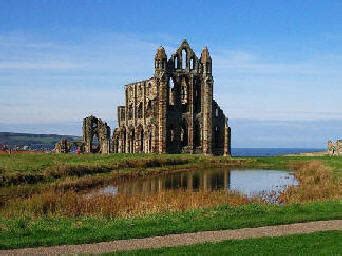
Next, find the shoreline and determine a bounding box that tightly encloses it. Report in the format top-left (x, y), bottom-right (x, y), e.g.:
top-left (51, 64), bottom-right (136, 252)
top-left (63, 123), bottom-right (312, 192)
top-left (284, 151), bottom-right (328, 156)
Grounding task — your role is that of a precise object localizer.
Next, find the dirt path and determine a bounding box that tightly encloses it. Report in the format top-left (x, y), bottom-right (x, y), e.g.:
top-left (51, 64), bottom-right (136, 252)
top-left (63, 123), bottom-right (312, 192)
top-left (2, 220), bottom-right (342, 256)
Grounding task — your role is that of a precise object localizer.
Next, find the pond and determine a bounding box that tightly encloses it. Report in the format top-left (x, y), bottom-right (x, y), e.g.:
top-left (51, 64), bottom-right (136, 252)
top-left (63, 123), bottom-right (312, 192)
top-left (89, 169), bottom-right (298, 203)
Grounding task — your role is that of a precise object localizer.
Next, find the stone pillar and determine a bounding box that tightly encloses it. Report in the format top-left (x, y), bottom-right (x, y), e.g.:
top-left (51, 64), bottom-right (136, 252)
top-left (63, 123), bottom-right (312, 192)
top-left (188, 75), bottom-right (194, 153)
top-left (228, 127), bottom-right (231, 155)
top-left (202, 77), bottom-right (213, 154)
top-left (157, 74), bottom-right (167, 153)
top-left (224, 120), bottom-right (231, 156)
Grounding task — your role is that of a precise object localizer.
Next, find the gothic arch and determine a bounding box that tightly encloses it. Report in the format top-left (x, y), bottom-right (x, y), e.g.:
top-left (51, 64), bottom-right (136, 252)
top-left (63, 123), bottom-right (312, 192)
top-left (136, 125), bottom-right (144, 153)
top-left (82, 115), bottom-right (110, 154)
top-left (181, 119), bottom-right (188, 147)
top-left (120, 127), bottom-right (127, 153)
top-left (127, 126), bottom-right (135, 153)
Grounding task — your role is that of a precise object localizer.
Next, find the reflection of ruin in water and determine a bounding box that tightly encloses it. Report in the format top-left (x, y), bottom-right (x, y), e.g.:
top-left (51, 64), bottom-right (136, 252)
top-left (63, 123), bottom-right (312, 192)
top-left (96, 169), bottom-right (297, 199)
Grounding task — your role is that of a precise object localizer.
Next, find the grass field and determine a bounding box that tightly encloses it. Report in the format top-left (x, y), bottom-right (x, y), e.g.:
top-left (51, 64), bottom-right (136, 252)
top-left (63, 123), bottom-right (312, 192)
top-left (0, 153), bottom-right (341, 250)
top-left (109, 231), bottom-right (342, 256)
top-left (1, 201), bottom-right (341, 249)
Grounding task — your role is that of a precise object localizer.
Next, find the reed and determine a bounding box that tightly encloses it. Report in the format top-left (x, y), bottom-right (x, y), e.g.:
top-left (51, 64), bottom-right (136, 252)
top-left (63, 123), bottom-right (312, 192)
top-left (279, 161), bottom-right (342, 203)
top-left (1, 189), bottom-right (249, 219)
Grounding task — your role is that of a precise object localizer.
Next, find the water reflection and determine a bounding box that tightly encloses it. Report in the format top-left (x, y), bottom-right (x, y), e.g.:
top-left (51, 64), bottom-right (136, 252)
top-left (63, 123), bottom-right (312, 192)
top-left (93, 169), bottom-right (298, 200)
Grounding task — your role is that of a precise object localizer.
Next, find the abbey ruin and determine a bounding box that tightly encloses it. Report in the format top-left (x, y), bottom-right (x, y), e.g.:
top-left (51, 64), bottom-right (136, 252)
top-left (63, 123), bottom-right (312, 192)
top-left (83, 115), bottom-right (111, 154)
top-left (328, 140), bottom-right (342, 156)
top-left (112, 40), bottom-right (231, 155)
top-left (79, 40), bottom-right (231, 155)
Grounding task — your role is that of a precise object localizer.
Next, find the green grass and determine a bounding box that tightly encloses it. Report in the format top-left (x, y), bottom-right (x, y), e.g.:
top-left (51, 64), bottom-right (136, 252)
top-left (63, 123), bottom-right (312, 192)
top-left (0, 153), bottom-right (192, 174)
top-left (0, 154), bottom-right (341, 250)
top-left (0, 153), bottom-right (246, 186)
top-left (1, 153), bottom-right (340, 176)
top-left (1, 200), bottom-right (341, 250)
top-left (109, 231), bottom-right (342, 256)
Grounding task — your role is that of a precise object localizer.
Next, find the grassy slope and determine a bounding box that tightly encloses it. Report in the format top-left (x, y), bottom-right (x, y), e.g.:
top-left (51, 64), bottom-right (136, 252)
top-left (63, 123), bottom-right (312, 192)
top-left (1, 201), bottom-right (341, 249)
top-left (0, 132), bottom-right (80, 146)
top-left (110, 231), bottom-right (342, 256)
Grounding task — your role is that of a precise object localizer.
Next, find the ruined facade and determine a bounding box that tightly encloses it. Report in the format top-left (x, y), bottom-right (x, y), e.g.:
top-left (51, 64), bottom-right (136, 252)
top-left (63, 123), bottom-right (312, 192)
top-left (83, 115), bottom-right (111, 154)
top-left (54, 139), bottom-right (70, 153)
top-left (112, 40), bottom-right (231, 155)
top-left (328, 140), bottom-right (342, 156)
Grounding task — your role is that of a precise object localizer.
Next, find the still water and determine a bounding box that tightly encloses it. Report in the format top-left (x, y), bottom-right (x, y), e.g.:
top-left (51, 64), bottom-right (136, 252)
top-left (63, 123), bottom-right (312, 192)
top-left (91, 169), bottom-right (298, 203)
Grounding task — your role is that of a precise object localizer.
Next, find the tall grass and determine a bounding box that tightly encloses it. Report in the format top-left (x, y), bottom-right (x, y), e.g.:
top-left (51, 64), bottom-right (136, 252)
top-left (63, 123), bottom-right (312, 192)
top-left (1, 189), bottom-right (249, 219)
top-left (279, 161), bottom-right (342, 203)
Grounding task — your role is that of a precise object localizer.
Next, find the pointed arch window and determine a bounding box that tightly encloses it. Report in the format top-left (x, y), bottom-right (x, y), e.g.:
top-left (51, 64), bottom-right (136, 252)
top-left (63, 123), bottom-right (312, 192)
top-left (182, 49), bottom-right (187, 69)
top-left (181, 82), bottom-right (187, 104)
top-left (189, 58), bottom-right (194, 70)
top-left (128, 104), bottom-right (133, 120)
top-left (137, 103), bottom-right (143, 118)
top-left (169, 77), bottom-right (175, 106)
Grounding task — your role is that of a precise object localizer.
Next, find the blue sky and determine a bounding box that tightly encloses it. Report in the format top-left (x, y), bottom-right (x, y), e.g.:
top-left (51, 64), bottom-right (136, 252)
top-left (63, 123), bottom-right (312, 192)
top-left (0, 0), bottom-right (341, 147)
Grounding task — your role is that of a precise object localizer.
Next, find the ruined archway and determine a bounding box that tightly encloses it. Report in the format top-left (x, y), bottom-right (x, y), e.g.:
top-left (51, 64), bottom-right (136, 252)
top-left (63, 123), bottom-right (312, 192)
top-left (136, 125), bottom-right (144, 153)
top-left (83, 115), bottom-right (111, 154)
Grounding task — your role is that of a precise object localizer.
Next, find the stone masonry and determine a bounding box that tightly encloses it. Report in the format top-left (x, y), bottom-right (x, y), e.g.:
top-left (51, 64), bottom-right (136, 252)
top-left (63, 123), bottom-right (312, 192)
top-left (83, 115), bottom-right (111, 154)
top-left (112, 40), bottom-right (231, 155)
top-left (54, 139), bottom-right (70, 153)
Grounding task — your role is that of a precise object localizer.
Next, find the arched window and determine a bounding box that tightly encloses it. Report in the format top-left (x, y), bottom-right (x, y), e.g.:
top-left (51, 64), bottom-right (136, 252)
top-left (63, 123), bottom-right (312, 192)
top-left (215, 108), bottom-right (219, 117)
top-left (139, 128), bottom-right (144, 152)
top-left (120, 108), bottom-right (125, 121)
top-left (168, 124), bottom-right (174, 143)
top-left (129, 129), bottom-right (135, 153)
top-left (182, 49), bottom-right (187, 69)
top-left (189, 58), bottom-right (194, 70)
top-left (181, 82), bottom-right (187, 104)
top-left (174, 56), bottom-right (178, 69)
top-left (194, 121), bottom-right (201, 147)
top-left (169, 78), bottom-right (174, 89)
top-left (148, 130), bottom-right (152, 152)
top-left (122, 129), bottom-right (126, 153)
top-left (137, 103), bottom-right (143, 118)
top-left (169, 78), bottom-right (175, 106)
top-left (181, 121), bottom-right (188, 147)
top-left (114, 135), bottom-right (119, 153)
top-left (148, 83), bottom-right (152, 94)
top-left (128, 104), bottom-right (133, 120)
top-left (215, 126), bottom-right (220, 148)
top-left (91, 133), bottom-right (100, 153)
top-left (146, 100), bottom-right (153, 117)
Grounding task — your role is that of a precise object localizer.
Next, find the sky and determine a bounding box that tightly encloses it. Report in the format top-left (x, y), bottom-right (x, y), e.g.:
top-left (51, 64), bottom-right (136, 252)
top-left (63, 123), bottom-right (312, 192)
top-left (0, 0), bottom-right (341, 148)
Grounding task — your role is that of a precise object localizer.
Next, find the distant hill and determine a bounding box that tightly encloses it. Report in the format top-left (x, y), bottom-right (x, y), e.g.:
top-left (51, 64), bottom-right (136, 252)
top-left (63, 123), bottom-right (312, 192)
top-left (0, 132), bottom-right (81, 147)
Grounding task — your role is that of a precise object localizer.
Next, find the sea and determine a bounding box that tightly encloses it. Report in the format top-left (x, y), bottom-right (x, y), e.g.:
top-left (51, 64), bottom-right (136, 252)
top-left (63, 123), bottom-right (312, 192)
top-left (231, 148), bottom-right (325, 157)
